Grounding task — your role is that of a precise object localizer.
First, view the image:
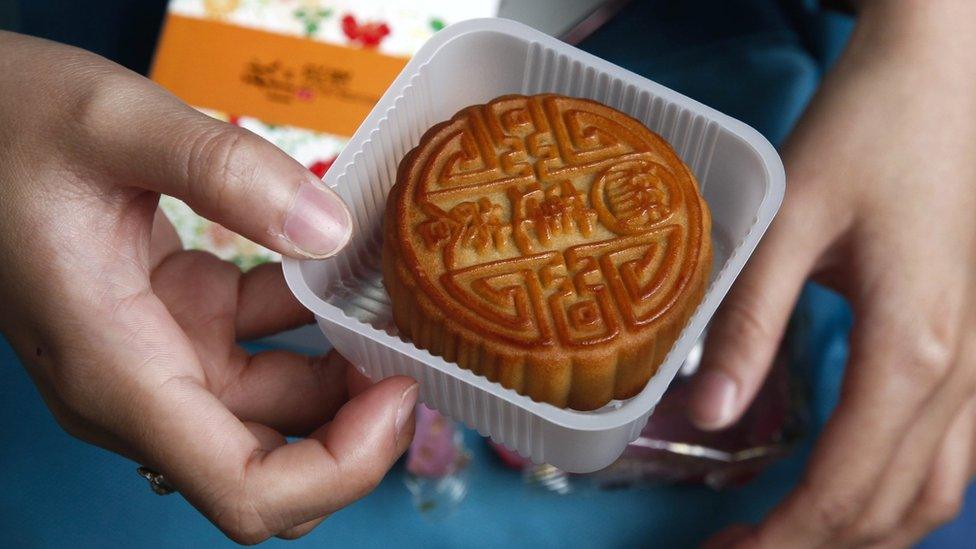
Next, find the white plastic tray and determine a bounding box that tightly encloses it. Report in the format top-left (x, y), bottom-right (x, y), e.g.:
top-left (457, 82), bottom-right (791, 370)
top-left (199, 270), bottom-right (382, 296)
top-left (284, 18), bottom-right (785, 473)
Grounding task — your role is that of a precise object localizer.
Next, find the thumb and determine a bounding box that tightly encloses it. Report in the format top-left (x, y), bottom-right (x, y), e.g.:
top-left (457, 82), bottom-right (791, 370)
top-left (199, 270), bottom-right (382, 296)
top-left (90, 80), bottom-right (352, 259)
top-left (688, 207), bottom-right (818, 430)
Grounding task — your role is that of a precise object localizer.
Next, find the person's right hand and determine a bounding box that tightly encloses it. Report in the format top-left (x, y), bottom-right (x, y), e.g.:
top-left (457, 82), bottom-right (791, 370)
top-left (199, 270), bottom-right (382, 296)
top-left (691, 1), bottom-right (976, 546)
top-left (0, 31), bottom-right (417, 543)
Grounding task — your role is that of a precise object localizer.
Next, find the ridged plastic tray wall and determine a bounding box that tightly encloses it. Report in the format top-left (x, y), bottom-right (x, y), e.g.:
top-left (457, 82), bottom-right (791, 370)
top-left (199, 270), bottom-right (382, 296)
top-left (284, 18), bottom-right (784, 473)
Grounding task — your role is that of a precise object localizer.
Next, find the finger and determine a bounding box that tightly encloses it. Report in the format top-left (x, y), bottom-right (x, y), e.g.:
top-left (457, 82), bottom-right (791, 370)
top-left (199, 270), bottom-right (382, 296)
top-left (883, 396), bottom-right (976, 548)
top-left (82, 76), bottom-right (352, 259)
top-left (153, 250), bottom-right (313, 348)
top-left (220, 352), bottom-right (348, 436)
top-left (751, 308), bottom-right (959, 548)
top-left (150, 207), bottom-right (182, 270)
top-left (52, 264), bottom-right (410, 545)
top-left (242, 423), bottom-right (330, 540)
top-left (151, 250), bottom-right (240, 359)
top-left (235, 262), bottom-right (314, 341)
top-left (106, 292), bottom-right (416, 542)
top-left (153, 252), bottom-right (342, 435)
top-left (843, 343), bottom-right (976, 543)
top-left (244, 421), bottom-right (288, 450)
top-left (689, 189), bottom-right (827, 429)
top-left (236, 376), bottom-right (417, 538)
top-left (142, 367), bottom-right (417, 544)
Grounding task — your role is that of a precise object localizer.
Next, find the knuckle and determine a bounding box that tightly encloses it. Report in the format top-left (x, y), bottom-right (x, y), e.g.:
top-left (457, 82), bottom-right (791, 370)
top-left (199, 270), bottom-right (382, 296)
top-left (69, 71), bottom-right (145, 143)
top-left (885, 334), bottom-right (954, 389)
top-left (182, 126), bottom-right (260, 210)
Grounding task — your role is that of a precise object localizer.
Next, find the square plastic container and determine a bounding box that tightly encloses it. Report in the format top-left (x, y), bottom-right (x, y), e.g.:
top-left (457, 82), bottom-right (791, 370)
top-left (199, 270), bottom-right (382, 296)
top-left (283, 18), bottom-right (785, 473)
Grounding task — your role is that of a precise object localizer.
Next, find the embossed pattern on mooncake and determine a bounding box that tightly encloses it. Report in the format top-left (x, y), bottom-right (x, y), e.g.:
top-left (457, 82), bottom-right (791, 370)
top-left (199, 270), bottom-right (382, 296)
top-left (383, 94), bottom-right (712, 410)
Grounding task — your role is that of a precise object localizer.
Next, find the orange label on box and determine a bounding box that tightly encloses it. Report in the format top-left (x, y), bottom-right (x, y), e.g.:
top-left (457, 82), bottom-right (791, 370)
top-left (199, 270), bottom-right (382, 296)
top-left (151, 14), bottom-right (409, 136)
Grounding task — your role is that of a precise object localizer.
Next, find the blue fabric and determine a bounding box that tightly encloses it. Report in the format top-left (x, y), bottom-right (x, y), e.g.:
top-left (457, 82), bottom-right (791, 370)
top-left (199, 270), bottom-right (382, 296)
top-left (1, 0), bottom-right (974, 547)
top-left (4, 289), bottom-right (971, 548)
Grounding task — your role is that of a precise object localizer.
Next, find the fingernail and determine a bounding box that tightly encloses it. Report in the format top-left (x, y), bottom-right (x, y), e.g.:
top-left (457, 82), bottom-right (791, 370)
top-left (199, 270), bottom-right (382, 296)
top-left (282, 179), bottom-right (353, 258)
top-left (690, 370), bottom-right (738, 429)
top-left (394, 383), bottom-right (419, 443)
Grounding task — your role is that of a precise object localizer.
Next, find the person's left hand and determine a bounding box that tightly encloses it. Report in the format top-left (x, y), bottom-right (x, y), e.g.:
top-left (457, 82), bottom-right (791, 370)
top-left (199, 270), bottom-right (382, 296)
top-left (0, 31), bottom-right (417, 543)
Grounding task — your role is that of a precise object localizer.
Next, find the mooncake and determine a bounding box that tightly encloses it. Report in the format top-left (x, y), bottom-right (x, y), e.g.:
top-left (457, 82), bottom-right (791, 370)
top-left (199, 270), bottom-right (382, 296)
top-left (382, 94), bottom-right (711, 410)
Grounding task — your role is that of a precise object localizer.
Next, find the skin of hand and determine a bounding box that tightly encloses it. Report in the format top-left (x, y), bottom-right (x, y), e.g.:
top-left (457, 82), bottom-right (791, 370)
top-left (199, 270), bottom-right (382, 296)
top-left (0, 32), bottom-right (418, 543)
top-left (691, 1), bottom-right (976, 547)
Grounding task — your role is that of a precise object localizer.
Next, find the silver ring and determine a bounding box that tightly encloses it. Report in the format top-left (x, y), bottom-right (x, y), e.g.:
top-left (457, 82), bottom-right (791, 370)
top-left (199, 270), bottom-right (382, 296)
top-left (137, 467), bottom-right (176, 495)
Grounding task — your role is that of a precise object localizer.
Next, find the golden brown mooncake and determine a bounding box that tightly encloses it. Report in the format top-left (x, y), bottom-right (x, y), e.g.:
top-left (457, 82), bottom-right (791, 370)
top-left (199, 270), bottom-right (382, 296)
top-left (382, 94), bottom-right (711, 410)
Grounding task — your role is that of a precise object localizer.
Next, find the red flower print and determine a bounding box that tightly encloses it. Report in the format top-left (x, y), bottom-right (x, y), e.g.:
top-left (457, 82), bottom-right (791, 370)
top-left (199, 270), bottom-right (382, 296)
top-left (341, 14), bottom-right (390, 48)
top-left (309, 156), bottom-right (337, 178)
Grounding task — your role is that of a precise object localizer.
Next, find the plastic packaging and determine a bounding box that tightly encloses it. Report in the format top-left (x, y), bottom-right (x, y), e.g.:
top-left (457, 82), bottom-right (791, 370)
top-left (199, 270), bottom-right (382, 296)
top-left (283, 18), bottom-right (785, 473)
top-left (493, 339), bottom-right (804, 490)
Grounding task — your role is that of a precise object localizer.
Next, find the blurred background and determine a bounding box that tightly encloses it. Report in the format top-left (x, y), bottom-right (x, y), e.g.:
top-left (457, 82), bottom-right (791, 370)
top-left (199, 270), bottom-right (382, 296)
top-left (1, 1), bottom-right (974, 547)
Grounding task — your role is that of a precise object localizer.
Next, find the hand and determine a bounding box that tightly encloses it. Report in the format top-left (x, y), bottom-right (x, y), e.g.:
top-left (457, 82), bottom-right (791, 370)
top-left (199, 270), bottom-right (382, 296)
top-left (0, 32), bottom-right (417, 543)
top-left (690, 2), bottom-right (976, 547)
